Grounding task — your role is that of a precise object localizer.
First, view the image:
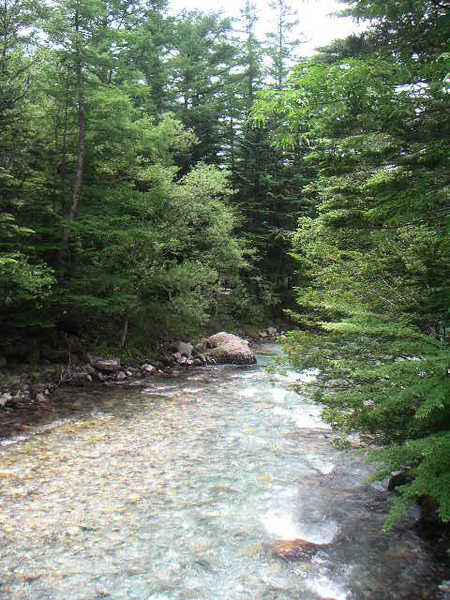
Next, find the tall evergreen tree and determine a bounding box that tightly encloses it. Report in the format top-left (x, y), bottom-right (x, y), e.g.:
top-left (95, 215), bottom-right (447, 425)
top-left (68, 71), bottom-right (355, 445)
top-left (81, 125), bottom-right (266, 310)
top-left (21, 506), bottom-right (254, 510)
top-left (266, 0), bottom-right (302, 89)
top-left (126, 0), bottom-right (172, 116)
top-left (0, 0), bottom-right (55, 340)
top-left (167, 10), bottom-right (235, 165)
top-left (256, 0), bottom-right (450, 527)
top-left (230, 0), bottom-right (307, 317)
top-left (0, 0), bottom-right (250, 352)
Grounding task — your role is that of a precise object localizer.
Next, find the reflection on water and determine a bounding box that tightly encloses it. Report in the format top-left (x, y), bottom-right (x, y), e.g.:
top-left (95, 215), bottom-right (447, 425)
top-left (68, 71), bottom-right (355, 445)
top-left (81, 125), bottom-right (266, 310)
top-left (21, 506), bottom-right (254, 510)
top-left (0, 344), bottom-right (445, 599)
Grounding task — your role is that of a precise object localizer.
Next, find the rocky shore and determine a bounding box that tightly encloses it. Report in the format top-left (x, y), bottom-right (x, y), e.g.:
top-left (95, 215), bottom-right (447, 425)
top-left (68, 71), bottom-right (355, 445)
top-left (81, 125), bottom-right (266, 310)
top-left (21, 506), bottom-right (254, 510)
top-left (0, 329), bottom-right (281, 413)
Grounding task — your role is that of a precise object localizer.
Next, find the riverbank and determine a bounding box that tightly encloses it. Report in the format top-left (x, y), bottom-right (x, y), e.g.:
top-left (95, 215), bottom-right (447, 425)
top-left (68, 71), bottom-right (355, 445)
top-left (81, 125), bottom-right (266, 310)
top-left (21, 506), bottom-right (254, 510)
top-left (1, 344), bottom-right (449, 599)
top-left (2, 333), bottom-right (448, 588)
top-left (0, 328), bottom-right (282, 432)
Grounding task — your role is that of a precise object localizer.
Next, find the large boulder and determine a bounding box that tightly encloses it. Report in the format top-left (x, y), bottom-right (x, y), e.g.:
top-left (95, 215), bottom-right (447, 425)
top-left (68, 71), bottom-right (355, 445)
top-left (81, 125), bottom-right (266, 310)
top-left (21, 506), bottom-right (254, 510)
top-left (92, 358), bottom-right (121, 373)
top-left (268, 538), bottom-right (332, 561)
top-left (169, 341), bottom-right (194, 358)
top-left (205, 332), bottom-right (256, 365)
top-left (176, 341), bottom-right (194, 358)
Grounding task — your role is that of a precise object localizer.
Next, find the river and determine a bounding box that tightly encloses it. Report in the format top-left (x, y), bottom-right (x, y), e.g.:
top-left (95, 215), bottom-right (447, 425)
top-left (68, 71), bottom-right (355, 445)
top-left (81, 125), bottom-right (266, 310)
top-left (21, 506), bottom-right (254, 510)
top-left (0, 344), bottom-right (447, 599)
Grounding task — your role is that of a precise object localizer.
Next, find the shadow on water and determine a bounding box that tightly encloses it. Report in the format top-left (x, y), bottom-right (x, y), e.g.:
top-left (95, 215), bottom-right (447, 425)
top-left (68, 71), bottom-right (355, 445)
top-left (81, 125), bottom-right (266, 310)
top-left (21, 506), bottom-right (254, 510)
top-left (0, 345), bottom-right (448, 599)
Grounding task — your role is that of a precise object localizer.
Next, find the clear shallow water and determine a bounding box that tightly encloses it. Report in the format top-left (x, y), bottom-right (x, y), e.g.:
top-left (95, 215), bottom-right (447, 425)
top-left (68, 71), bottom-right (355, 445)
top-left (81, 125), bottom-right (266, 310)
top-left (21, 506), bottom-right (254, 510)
top-left (0, 344), bottom-right (445, 599)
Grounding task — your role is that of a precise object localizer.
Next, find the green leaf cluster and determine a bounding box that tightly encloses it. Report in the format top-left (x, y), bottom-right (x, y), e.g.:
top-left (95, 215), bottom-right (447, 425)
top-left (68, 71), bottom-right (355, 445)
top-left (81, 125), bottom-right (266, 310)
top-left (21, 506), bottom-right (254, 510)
top-left (257, 0), bottom-right (450, 527)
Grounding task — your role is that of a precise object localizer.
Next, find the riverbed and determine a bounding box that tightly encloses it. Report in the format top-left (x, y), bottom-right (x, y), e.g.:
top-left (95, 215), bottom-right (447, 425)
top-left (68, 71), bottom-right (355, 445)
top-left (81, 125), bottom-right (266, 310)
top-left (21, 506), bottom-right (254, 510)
top-left (0, 344), bottom-right (447, 599)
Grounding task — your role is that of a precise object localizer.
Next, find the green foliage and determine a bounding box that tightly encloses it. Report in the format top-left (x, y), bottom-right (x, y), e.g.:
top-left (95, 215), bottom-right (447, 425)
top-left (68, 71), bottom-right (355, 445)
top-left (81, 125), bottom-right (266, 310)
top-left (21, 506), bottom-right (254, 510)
top-left (166, 10), bottom-right (235, 165)
top-left (257, 0), bottom-right (450, 528)
top-left (265, 0), bottom-right (302, 90)
top-left (227, 0), bottom-right (309, 316)
top-left (284, 321), bottom-right (450, 529)
top-left (58, 125), bottom-right (244, 342)
top-left (0, 0), bottom-right (248, 352)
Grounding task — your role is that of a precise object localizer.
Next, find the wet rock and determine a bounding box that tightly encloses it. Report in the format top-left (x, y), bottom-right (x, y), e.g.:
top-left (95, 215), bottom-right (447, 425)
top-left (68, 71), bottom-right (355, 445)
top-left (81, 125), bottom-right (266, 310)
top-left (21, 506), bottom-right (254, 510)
top-left (35, 392), bottom-right (48, 404)
top-left (16, 570), bottom-right (42, 583)
top-left (142, 364), bottom-right (156, 375)
top-left (69, 372), bottom-right (93, 386)
top-left (96, 586), bottom-right (111, 597)
top-left (85, 364), bottom-right (96, 376)
top-left (29, 383), bottom-right (50, 398)
top-left (125, 369), bottom-right (134, 377)
top-left (259, 330), bottom-right (268, 339)
top-left (205, 332), bottom-right (256, 365)
top-left (267, 326), bottom-right (278, 337)
top-left (92, 358), bottom-right (121, 373)
top-left (268, 538), bottom-right (331, 561)
top-left (195, 339), bottom-right (211, 353)
top-left (117, 371), bottom-right (127, 382)
top-left (0, 392), bottom-right (12, 407)
top-left (175, 341), bottom-right (194, 358)
top-left (388, 470), bottom-right (412, 491)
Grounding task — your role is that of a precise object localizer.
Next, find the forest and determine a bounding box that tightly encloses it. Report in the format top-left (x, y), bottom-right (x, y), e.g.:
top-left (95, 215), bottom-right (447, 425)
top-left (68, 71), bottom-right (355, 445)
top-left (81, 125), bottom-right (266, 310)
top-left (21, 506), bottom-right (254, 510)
top-left (1, 0), bottom-right (449, 536)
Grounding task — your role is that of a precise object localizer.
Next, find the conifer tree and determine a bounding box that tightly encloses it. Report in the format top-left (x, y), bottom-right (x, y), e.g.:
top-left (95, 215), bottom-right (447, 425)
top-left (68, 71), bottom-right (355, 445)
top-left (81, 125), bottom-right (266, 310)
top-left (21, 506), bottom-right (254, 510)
top-left (167, 10), bottom-right (235, 165)
top-left (230, 0), bottom-right (307, 317)
top-left (0, 0), bottom-right (249, 351)
top-left (256, 0), bottom-right (450, 527)
top-left (266, 0), bottom-right (302, 89)
top-left (0, 0), bottom-right (55, 339)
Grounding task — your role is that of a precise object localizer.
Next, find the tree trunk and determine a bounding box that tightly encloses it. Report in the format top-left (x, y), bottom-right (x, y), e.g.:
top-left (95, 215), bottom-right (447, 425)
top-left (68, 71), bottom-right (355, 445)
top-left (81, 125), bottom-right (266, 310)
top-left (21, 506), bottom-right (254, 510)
top-left (62, 10), bottom-right (85, 247)
top-left (230, 113), bottom-right (235, 176)
top-left (120, 314), bottom-right (129, 349)
top-left (1, 0), bottom-right (8, 76)
top-left (60, 85), bottom-right (70, 209)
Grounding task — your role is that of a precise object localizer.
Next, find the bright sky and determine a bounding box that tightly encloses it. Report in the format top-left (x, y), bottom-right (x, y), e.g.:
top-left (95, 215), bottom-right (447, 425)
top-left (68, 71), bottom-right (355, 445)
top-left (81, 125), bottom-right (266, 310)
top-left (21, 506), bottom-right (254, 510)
top-left (169, 0), bottom-right (360, 56)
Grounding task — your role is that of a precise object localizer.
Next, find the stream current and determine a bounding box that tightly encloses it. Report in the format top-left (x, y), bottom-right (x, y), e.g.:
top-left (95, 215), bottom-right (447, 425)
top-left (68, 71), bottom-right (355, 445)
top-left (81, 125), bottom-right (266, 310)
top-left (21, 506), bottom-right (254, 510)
top-left (0, 344), bottom-right (447, 599)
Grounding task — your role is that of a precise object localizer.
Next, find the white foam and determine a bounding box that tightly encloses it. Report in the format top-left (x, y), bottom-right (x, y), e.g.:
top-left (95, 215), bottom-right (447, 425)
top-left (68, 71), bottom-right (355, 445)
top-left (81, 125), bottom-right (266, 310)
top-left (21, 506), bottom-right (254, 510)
top-left (272, 389), bottom-right (287, 404)
top-left (298, 368), bottom-right (320, 383)
top-left (296, 520), bottom-right (340, 545)
top-left (239, 387), bottom-right (259, 398)
top-left (306, 576), bottom-right (350, 600)
top-left (291, 406), bottom-right (331, 430)
top-left (262, 512), bottom-right (303, 540)
top-left (307, 455), bottom-right (335, 475)
top-left (272, 403), bottom-right (331, 430)
top-left (262, 511), bottom-right (339, 545)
